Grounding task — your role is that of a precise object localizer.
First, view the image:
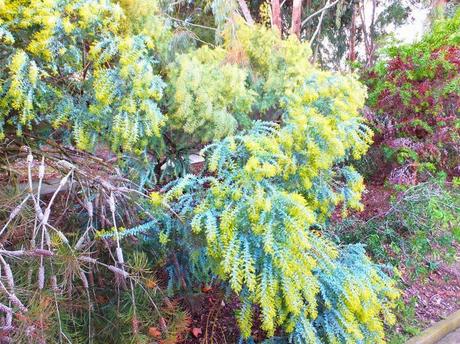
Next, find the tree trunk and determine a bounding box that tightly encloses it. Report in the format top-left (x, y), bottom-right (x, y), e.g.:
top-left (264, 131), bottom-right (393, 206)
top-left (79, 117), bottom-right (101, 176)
top-left (358, 1), bottom-right (371, 66)
top-left (368, 0), bottom-right (377, 67)
top-left (237, 0), bottom-right (254, 25)
top-left (349, 1), bottom-right (356, 63)
top-left (272, 0), bottom-right (282, 32)
top-left (432, 0), bottom-right (447, 7)
top-left (291, 0), bottom-right (303, 37)
top-left (431, 0), bottom-right (447, 20)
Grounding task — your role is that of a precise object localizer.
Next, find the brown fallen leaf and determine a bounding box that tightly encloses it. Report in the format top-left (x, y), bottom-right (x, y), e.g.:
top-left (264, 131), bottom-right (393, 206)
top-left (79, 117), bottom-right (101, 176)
top-left (146, 278), bottom-right (157, 289)
top-left (201, 285), bottom-right (212, 293)
top-left (148, 326), bottom-right (162, 338)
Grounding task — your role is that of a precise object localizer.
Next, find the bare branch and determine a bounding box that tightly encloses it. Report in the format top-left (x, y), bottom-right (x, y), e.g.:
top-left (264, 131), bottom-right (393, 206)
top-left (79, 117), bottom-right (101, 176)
top-left (309, 0), bottom-right (330, 46)
top-left (301, 0), bottom-right (339, 27)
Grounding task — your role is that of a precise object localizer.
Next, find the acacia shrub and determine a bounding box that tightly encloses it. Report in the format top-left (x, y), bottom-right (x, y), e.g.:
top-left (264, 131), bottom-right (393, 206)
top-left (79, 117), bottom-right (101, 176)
top-left (144, 23), bottom-right (399, 343)
top-left (1, 0), bottom-right (400, 342)
top-left (0, 0), bottom-right (168, 152)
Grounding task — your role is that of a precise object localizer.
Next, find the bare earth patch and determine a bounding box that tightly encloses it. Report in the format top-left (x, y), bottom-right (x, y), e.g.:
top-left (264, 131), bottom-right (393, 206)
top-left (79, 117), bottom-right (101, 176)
top-left (402, 258), bottom-right (460, 327)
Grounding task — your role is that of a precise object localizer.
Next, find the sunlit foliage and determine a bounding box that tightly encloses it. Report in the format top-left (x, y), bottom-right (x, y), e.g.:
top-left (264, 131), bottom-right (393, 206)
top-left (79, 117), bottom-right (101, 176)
top-left (0, 0), bottom-right (167, 152)
top-left (1, 0), bottom-right (400, 342)
top-left (146, 22), bottom-right (398, 343)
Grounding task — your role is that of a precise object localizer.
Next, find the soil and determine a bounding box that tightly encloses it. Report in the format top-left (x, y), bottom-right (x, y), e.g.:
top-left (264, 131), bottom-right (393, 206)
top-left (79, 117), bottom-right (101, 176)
top-left (361, 183), bottom-right (460, 335)
top-left (402, 259), bottom-right (460, 327)
top-left (182, 288), bottom-right (241, 344)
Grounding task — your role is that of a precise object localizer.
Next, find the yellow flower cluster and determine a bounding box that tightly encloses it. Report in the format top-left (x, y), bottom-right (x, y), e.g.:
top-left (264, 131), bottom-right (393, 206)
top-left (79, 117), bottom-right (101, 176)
top-left (168, 22), bottom-right (394, 342)
top-left (336, 272), bottom-right (399, 343)
top-left (149, 191), bottom-right (164, 207)
top-left (167, 46), bottom-right (255, 143)
top-left (1, 0), bottom-right (168, 151)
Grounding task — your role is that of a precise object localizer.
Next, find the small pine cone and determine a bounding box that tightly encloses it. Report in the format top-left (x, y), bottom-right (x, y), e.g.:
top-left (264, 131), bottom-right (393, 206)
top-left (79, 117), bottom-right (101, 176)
top-left (38, 162), bottom-right (45, 179)
top-left (44, 230), bottom-right (51, 247)
top-left (116, 247), bottom-right (124, 265)
top-left (9, 204), bottom-right (23, 220)
top-left (3, 264), bottom-right (14, 289)
top-left (38, 265), bottom-right (45, 290)
top-left (132, 316), bottom-right (139, 335)
top-left (31, 249), bottom-right (54, 257)
top-left (6, 310), bottom-right (12, 326)
top-left (42, 208), bottom-right (50, 226)
top-left (107, 265), bottom-right (129, 279)
top-left (86, 201), bottom-right (93, 218)
top-left (50, 275), bottom-right (59, 292)
top-left (35, 204), bottom-right (44, 221)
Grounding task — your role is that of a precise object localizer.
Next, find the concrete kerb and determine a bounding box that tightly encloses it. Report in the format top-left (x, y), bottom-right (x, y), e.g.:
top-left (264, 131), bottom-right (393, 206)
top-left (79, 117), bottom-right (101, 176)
top-left (406, 310), bottom-right (460, 344)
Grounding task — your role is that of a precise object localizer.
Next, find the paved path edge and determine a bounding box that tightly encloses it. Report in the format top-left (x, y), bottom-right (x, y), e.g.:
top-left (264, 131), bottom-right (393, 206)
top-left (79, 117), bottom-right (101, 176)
top-left (406, 309), bottom-right (460, 344)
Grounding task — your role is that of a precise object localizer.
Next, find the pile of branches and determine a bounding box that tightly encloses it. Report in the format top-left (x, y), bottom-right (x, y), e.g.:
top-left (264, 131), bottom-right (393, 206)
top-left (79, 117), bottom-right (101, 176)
top-left (0, 138), bottom-right (190, 344)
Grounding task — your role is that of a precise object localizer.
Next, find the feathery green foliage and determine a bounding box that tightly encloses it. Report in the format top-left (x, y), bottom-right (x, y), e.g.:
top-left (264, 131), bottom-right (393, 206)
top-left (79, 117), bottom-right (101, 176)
top-left (144, 22), bottom-right (399, 343)
top-left (0, 0), bottom-right (168, 152)
top-left (1, 0), bottom-right (402, 342)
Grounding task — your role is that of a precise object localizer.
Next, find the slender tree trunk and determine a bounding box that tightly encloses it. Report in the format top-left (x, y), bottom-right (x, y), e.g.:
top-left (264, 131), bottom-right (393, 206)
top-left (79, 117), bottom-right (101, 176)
top-left (369, 0), bottom-right (377, 67)
top-left (272, 0), bottom-right (282, 32)
top-left (237, 0), bottom-right (254, 25)
top-left (349, 1), bottom-right (356, 63)
top-left (358, 1), bottom-right (371, 66)
top-left (291, 0), bottom-right (303, 37)
top-left (431, 0), bottom-right (447, 19)
top-left (305, 0), bottom-right (312, 37)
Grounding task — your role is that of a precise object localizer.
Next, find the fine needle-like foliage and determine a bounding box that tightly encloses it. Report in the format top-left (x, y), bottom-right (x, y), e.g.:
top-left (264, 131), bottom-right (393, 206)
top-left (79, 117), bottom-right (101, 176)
top-left (0, 148), bottom-right (191, 343)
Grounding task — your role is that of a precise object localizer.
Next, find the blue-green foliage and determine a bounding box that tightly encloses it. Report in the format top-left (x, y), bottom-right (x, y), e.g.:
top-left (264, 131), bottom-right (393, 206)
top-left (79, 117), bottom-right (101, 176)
top-left (144, 121), bottom-right (399, 343)
top-left (0, 0), bottom-right (167, 152)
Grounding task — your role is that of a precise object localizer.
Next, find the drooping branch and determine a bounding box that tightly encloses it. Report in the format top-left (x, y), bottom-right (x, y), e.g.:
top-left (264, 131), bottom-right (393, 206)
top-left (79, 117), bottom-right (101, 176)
top-left (291, 0), bottom-right (303, 37)
top-left (237, 0), bottom-right (254, 25)
top-left (349, 1), bottom-right (357, 63)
